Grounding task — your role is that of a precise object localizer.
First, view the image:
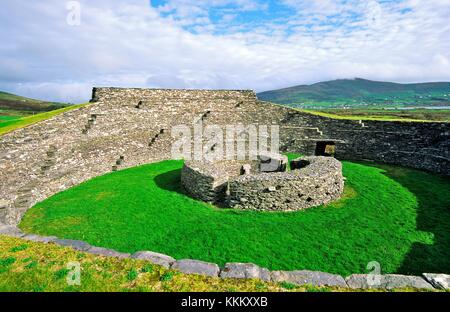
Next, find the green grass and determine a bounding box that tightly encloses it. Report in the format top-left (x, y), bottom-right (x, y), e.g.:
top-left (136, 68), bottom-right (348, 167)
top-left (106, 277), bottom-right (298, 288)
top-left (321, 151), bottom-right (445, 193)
top-left (0, 104), bottom-right (87, 136)
top-left (0, 115), bottom-right (23, 122)
top-left (0, 91), bottom-right (51, 103)
top-left (0, 91), bottom-right (69, 113)
top-left (20, 159), bottom-right (450, 277)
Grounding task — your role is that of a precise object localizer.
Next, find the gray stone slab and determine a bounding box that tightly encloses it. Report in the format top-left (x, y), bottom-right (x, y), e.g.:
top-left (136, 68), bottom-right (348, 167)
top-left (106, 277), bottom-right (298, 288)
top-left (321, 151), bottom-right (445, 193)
top-left (87, 246), bottom-right (130, 259)
top-left (0, 225), bottom-right (25, 237)
top-left (54, 239), bottom-right (91, 251)
top-left (172, 259), bottom-right (220, 277)
top-left (271, 270), bottom-right (347, 287)
top-left (220, 263), bottom-right (271, 281)
top-left (131, 251), bottom-right (175, 269)
top-left (423, 273), bottom-right (450, 290)
top-left (346, 274), bottom-right (434, 290)
top-left (23, 234), bottom-right (57, 243)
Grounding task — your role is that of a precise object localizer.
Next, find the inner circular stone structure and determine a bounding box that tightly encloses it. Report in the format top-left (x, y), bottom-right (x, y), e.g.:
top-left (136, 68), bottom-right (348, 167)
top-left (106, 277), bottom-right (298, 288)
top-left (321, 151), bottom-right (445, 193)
top-left (181, 154), bottom-right (344, 211)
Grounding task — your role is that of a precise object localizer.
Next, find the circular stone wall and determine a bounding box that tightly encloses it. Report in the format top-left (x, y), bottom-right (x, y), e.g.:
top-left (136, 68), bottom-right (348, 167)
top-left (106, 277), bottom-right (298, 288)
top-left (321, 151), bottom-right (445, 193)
top-left (181, 159), bottom-right (260, 203)
top-left (228, 156), bottom-right (344, 211)
top-left (181, 156), bottom-right (344, 211)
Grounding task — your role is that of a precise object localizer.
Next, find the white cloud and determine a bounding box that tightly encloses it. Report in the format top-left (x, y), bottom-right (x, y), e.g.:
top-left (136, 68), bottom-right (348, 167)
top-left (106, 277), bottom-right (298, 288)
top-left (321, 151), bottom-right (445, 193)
top-left (0, 0), bottom-right (449, 103)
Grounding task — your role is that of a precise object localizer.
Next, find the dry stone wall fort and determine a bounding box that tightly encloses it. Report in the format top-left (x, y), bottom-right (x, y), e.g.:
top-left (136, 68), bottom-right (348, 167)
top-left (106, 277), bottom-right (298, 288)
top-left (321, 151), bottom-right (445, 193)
top-left (0, 88), bottom-right (449, 225)
top-left (181, 155), bottom-right (344, 211)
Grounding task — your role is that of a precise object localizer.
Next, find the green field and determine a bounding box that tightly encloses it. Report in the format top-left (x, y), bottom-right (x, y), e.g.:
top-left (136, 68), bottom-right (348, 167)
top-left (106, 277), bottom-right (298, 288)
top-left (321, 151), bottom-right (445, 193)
top-left (0, 104), bottom-right (87, 136)
top-left (0, 115), bottom-right (22, 122)
top-left (0, 91), bottom-right (68, 115)
top-left (20, 158), bottom-right (450, 277)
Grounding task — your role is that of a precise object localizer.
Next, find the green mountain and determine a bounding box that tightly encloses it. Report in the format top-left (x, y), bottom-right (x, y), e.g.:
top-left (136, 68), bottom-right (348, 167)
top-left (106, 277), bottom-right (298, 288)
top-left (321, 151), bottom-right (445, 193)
top-left (0, 91), bottom-right (69, 115)
top-left (257, 78), bottom-right (450, 108)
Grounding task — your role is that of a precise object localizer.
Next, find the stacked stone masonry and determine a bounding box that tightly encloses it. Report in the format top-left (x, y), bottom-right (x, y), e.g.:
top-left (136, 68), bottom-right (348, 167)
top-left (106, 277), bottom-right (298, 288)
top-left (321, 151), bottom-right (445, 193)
top-left (181, 156), bottom-right (344, 211)
top-left (228, 156), bottom-right (344, 211)
top-left (0, 88), bottom-right (449, 225)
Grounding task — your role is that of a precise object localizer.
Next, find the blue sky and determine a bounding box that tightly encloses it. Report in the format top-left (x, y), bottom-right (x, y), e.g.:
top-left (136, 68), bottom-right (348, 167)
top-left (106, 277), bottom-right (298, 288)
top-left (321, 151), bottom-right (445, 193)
top-left (0, 0), bottom-right (449, 102)
top-left (150, 0), bottom-right (401, 35)
top-left (150, 0), bottom-right (297, 34)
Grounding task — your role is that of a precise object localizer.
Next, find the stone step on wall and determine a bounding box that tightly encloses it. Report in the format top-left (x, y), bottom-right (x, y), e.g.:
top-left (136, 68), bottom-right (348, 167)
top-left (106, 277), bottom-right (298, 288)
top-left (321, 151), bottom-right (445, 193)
top-left (85, 104), bottom-right (287, 139)
top-left (148, 128), bottom-right (168, 147)
top-left (2, 128), bottom-right (162, 223)
top-left (95, 99), bottom-right (256, 113)
top-left (41, 145), bottom-right (58, 173)
top-left (81, 114), bottom-right (98, 134)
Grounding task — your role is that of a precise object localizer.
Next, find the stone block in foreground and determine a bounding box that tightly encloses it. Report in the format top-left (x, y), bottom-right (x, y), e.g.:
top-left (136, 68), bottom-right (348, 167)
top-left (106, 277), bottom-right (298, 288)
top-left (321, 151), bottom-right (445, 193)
top-left (423, 273), bottom-right (450, 290)
top-left (54, 239), bottom-right (91, 251)
top-left (23, 234), bottom-right (57, 243)
top-left (131, 251), bottom-right (175, 268)
top-left (87, 246), bottom-right (131, 259)
top-left (172, 259), bottom-right (220, 277)
top-left (345, 274), bottom-right (434, 290)
top-left (220, 263), bottom-right (271, 281)
top-left (271, 270), bottom-right (347, 287)
top-left (0, 225), bottom-right (24, 237)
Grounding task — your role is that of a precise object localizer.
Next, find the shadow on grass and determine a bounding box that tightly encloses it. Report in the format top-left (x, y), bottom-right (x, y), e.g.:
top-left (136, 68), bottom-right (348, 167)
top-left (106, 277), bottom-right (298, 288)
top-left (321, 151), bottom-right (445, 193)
top-left (153, 168), bottom-right (185, 194)
top-left (154, 169), bottom-right (231, 208)
top-left (363, 162), bottom-right (450, 275)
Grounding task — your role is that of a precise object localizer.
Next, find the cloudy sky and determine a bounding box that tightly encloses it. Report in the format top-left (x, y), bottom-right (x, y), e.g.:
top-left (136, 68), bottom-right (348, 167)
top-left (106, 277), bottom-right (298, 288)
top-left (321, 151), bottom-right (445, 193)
top-left (1, 0), bottom-right (449, 103)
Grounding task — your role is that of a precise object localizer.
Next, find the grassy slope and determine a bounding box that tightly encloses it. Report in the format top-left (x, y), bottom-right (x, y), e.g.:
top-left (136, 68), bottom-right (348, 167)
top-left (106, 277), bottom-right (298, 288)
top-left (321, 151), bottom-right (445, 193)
top-left (20, 159), bottom-right (450, 276)
top-left (257, 78), bottom-right (450, 109)
top-left (0, 104), bottom-right (87, 136)
top-left (0, 91), bottom-right (68, 115)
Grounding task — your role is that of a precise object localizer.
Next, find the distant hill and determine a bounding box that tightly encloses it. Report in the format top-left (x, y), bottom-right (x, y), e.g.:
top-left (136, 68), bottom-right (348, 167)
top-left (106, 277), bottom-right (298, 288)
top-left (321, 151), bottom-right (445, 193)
top-left (0, 91), bottom-right (69, 115)
top-left (257, 78), bottom-right (450, 109)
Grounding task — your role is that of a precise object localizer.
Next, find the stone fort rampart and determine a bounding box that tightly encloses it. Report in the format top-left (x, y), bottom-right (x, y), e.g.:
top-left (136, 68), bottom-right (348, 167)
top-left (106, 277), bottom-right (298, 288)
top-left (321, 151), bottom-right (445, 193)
top-left (0, 88), bottom-right (448, 225)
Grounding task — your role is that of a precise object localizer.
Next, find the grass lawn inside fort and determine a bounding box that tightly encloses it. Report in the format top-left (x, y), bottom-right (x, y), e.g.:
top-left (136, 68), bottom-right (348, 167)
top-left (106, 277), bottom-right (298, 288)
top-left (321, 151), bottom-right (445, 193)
top-left (19, 155), bottom-right (450, 277)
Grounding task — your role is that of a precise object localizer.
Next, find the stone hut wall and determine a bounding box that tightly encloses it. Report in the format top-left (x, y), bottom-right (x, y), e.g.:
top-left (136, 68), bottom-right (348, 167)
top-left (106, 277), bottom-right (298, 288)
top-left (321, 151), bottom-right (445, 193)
top-left (181, 160), bottom-right (260, 204)
top-left (180, 162), bottom-right (229, 203)
top-left (228, 156), bottom-right (344, 211)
